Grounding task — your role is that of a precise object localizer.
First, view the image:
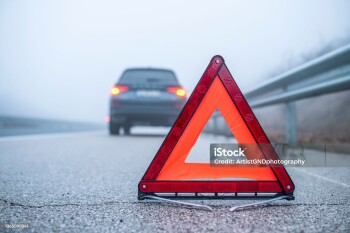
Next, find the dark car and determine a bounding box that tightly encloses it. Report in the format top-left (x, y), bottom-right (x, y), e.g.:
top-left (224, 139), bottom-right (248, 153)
top-left (109, 68), bottom-right (187, 135)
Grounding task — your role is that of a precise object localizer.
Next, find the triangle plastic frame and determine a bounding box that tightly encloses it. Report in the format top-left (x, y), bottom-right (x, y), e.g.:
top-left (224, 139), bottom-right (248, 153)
top-left (138, 56), bottom-right (295, 200)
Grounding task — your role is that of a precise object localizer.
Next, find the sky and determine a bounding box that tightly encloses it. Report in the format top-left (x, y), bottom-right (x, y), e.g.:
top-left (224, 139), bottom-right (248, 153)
top-left (1, 0), bottom-right (350, 123)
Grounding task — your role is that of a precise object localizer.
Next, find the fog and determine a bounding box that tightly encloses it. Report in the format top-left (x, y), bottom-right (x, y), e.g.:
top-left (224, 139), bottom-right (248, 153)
top-left (1, 0), bottom-right (350, 123)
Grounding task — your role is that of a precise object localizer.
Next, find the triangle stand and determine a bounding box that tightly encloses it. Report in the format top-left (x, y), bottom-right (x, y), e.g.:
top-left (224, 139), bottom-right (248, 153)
top-left (141, 194), bottom-right (292, 212)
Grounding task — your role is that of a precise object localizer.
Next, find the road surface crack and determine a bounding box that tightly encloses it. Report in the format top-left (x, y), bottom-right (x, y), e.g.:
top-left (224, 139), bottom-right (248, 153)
top-left (0, 198), bottom-right (132, 209)
top-left (1, 198), bottom-right (349, 210)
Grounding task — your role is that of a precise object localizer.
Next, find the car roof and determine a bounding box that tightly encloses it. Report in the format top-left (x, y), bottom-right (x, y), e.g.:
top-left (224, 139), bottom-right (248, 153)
top-left (123, 68), bottom-right (175, 73)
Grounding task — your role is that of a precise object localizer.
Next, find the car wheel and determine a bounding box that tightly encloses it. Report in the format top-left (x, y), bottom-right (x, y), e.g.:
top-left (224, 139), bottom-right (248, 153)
top-left (124, 125), bottom-right (131, 135)
top-left (109, 122), bottom-right (120, 135)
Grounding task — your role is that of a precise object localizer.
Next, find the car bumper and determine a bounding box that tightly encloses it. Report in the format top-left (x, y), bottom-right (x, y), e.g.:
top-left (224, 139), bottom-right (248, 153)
top-left (110, 106), bottom-right (184, 126)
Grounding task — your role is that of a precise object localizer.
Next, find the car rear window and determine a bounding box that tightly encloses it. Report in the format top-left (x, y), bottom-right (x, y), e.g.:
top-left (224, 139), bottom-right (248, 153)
top-left (119, 70), bottom-right (178, 84)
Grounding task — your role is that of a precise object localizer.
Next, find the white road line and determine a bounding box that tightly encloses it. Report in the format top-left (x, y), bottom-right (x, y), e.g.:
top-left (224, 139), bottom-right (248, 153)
top-left (0, 130), bottom-right (106, 142)
top-left (296, 168), bottom-right (350, 188)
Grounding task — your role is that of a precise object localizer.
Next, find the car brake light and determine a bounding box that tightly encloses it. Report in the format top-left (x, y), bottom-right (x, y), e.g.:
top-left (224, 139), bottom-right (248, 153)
top-left (167, 87), bottom-right (187, 97)
top-left (110, 86), bottom-right (129, 95)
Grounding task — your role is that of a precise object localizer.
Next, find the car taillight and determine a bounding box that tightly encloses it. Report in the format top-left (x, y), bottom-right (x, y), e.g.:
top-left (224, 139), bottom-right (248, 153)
top-left (110, 86), bottom-right (129, 96)
top-left (167, 87), bottom-right (187, 97)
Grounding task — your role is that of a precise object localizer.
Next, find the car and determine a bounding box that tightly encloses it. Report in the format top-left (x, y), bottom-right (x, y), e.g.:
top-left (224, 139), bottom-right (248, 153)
top-left (109, 68), bottom-right (187, 135)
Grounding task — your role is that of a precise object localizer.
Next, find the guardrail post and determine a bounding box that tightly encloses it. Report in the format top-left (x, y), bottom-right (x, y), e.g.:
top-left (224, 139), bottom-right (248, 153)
top-left (285, 101), bottom-right (297, 144)
top-left (225, 123), bottom-right (231, 137)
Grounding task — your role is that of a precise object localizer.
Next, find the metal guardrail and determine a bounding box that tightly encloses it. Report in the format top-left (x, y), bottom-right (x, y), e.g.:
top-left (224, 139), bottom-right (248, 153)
top-left (210, 44), bottom-right (350, 143)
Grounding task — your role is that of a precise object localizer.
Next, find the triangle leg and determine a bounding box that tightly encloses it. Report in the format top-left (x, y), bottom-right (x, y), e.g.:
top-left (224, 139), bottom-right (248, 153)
top-left (229, 195), bottom-right (290, 211)
top-left (143, 195), bottom-right (213, 211)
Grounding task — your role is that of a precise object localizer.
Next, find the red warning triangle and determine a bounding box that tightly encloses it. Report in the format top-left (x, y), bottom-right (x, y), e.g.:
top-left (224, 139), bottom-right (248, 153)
top-left (138, 56), bottom-right (294, 198)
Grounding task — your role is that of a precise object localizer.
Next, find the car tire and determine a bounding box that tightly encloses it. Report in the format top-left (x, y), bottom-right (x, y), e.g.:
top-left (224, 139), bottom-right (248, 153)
top-left (124, 125), bottom-right (131, 135)
top-left (109, 122), bottom-right (120, 135)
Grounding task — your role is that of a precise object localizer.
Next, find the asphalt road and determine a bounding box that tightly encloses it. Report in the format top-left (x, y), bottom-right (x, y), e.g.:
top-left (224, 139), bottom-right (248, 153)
top-left (0, 129), bottom-right (350, 232)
